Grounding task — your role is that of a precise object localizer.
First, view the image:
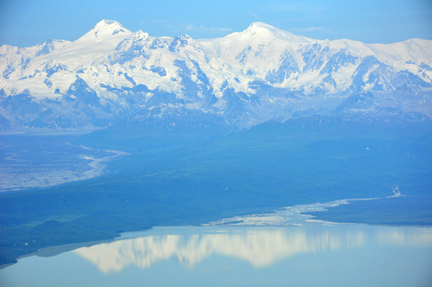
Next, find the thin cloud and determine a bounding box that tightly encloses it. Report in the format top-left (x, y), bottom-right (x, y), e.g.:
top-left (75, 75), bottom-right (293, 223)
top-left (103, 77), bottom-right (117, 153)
top-left (248, 10), bottom-right (261, 19)
top-left (151, 19), bottom-right (169, 23)
top-left (291, 27), bottom-right (332, 33)
top-left (266, 2), bottom-right (326, 13)
top-left (185, 25), bottom-right (232, 32)
top-left (292, 27), bottom-right (323, 32)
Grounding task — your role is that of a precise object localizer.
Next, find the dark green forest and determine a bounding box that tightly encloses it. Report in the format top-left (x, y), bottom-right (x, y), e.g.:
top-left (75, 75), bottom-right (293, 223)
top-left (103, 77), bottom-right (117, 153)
top-left (1, 116), bottom-right (431, 266)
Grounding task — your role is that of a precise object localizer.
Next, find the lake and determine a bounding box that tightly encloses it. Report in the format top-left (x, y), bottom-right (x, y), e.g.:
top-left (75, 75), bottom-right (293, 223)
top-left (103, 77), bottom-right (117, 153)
top-left (1, 224), bottom-right (432, 287)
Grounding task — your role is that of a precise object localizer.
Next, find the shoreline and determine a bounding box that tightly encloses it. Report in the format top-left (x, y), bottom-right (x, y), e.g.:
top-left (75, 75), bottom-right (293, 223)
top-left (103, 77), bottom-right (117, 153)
top-left (2, 192), bottom-right (430, 269)
top-left (0, 146), bottom-right (129, 193)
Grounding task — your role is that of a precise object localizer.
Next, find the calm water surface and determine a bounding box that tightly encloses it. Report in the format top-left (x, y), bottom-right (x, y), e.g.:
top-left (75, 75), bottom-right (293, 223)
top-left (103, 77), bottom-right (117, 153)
top-left (1, 225), bottom-right (432, 287)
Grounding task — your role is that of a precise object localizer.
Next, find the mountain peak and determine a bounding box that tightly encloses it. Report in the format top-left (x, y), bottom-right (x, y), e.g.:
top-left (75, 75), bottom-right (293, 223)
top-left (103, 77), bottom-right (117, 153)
top-left (135, 30), bottom-right (150, 38)
top-left (244, 22), bottom-right (293, 35)
top-left (247, 22), bottom-right (277, 31)
top-left (35, 38), bottom-right (70, 57)
top-left (77, 20), bottom-right (131, 42)
top-left (169, 34), bottom-right (195, 52)
top-left (92, 19), bottom-right (127, 35)
top-left (94, 19), bottom-right (123, 28)
top-left (238, 22), bottom-right (307, 43)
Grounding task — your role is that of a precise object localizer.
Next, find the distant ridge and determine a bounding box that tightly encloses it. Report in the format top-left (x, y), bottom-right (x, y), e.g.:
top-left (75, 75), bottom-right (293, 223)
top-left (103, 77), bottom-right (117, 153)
top-left (0, 20), bottom-right (431, 132)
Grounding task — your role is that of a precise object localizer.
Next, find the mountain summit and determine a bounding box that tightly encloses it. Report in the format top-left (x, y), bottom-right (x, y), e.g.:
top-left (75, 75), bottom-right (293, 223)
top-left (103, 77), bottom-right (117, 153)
top-left (0, 20), bottom-right (431, 132)
top-left (82, 19), bottom-right (130, 40)
top-left (242, 22), bottom-right (302, 41)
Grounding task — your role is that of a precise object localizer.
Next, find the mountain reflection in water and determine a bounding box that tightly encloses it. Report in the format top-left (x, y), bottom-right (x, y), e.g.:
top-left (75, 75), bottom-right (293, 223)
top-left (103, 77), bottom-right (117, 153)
top-left (73, 226), bottom-right (432, 273)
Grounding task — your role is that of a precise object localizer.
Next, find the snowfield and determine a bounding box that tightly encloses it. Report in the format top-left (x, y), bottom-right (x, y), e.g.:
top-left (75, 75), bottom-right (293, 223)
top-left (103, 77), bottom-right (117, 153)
top-left (1, 20), bottom-right (432, 132)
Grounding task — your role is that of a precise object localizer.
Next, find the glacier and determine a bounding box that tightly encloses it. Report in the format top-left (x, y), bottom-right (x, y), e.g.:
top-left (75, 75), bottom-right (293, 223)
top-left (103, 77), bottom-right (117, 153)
top-left (1, 19), bottom-right (432, 132)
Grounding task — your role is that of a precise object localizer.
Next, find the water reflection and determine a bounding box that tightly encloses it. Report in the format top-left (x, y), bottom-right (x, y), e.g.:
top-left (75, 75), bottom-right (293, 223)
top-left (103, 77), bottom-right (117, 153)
top-left (74, 226), bottom-right (432, 273)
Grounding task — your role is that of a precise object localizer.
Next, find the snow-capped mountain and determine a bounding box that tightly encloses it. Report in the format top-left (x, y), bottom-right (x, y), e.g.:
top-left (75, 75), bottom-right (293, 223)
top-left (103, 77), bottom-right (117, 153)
top-left (1, 20), bottom-right (431, 132)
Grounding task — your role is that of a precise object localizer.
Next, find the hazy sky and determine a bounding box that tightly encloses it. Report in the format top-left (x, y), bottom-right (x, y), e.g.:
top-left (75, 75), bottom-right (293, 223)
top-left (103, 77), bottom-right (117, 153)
top-left (1, 0), bottom-right (431, 47)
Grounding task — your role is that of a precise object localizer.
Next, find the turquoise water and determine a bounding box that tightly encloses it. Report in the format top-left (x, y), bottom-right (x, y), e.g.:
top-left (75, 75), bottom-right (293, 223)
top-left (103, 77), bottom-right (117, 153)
top-left (1, 225), bottom-right (432, 287)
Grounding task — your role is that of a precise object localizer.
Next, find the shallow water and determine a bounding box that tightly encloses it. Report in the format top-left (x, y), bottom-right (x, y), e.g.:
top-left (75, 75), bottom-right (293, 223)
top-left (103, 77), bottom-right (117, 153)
top-left (1, 225), bottom-right (432, 287)
top-left (0, 134), bottom-right (129, 191)
top-left (205, 188), bottom-right (405, 227)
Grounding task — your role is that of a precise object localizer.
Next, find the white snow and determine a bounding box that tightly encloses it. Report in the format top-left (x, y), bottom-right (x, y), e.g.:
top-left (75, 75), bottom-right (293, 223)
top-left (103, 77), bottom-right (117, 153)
top-left (0, 20), bottom-right (431, 128)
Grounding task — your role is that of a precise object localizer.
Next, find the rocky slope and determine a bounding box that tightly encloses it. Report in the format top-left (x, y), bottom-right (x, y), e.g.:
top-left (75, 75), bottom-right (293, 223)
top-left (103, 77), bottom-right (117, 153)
top-left (1, 20), bottom-right (431, 132)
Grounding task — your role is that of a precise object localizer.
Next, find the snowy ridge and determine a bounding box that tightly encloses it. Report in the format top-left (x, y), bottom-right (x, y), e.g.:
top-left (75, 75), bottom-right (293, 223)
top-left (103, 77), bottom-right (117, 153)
top-left (0, 20), bottom-right (432, 131)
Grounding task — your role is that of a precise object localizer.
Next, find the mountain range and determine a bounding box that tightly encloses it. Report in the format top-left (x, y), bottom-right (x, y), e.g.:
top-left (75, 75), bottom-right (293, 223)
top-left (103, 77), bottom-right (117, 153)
top-left (1, 19), bottom-right (432, 132)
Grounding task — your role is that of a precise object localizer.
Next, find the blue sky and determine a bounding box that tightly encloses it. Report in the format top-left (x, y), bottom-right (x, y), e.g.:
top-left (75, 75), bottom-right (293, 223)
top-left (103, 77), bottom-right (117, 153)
top-left (1, 0), bottom-right (431, 47)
